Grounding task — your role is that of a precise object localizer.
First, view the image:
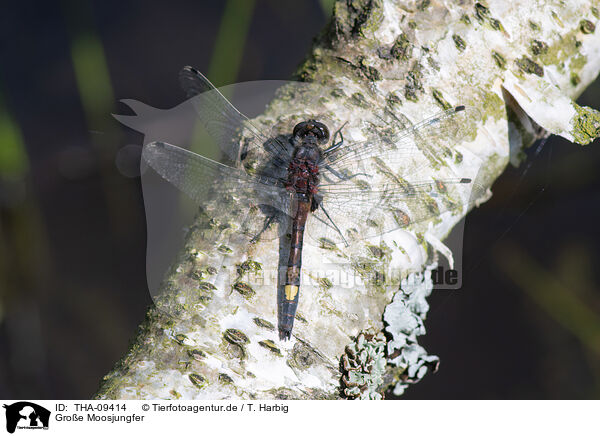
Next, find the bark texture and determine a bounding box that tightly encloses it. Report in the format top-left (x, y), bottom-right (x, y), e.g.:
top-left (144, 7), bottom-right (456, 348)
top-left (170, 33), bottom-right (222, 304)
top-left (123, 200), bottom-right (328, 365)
top-left (96, 0), bottom-right (600, 399)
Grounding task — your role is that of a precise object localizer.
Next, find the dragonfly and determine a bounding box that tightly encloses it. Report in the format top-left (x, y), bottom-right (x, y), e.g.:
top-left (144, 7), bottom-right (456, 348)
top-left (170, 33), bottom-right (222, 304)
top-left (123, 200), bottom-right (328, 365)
top-left (141, 66), bottom-right (483, 340)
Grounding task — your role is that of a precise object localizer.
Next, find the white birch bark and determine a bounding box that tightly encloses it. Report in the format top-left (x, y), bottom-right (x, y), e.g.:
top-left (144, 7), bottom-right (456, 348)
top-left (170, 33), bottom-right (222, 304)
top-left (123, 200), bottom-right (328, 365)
top-left (96, 0), bottom-right (600, 400)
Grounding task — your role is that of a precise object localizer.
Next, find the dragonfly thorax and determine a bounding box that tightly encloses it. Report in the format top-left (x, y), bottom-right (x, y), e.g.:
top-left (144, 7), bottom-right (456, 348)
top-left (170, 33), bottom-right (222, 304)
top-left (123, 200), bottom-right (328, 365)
top-left (292, 142), bottom-right (321, 163)
top-left (286, 144), bottom-right (321, 199)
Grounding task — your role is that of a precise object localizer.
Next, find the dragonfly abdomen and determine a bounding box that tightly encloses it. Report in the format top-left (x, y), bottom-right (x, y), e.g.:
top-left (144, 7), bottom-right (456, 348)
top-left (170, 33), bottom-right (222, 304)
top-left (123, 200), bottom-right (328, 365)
top-left (279, 199), bottom-right (311, 340)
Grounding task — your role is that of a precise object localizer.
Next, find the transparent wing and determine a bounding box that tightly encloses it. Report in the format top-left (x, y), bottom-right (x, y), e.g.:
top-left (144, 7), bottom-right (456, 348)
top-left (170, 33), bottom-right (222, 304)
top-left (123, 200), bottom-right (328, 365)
top-left (322, 106), bottom-right (478, 180)
top-left (309, 175), bottom-right (485, 245)
top-left (142, 141), bottom-right (295, 238)
top-left (311, 106), bottom-right (483, 245)
top-left (179, 66), bottom-right (292, 166)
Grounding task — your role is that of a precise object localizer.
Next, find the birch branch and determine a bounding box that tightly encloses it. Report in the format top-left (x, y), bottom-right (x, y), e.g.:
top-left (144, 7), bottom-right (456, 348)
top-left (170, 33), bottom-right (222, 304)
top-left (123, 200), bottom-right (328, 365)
top-left (96, 0), bottom-right (600, 400)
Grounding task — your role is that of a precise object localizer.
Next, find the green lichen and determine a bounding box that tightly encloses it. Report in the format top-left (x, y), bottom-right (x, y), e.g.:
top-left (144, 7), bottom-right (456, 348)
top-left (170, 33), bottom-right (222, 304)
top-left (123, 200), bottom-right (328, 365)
top-left (295, 312), bottom-right (308, 324)
top-left (373, 157), bottom-right (413, 191)
top-left (189, 373), bottom-right (207, 389)
top-left (571, 104), bottom-right (600, 145)
top-left (417, 0), bottom-right (430, 11)
top-left (391, 208), bottom-right (411, 228)
top-left (224, 328), bottom-right (249, 346)
top-left (179, 356), bottom-right (193, 370)
top-left (515, 56), bottom-right (544, 77)
top-left (357, 56), bottom-right (382, 81)
top-left (366, 245), bottom-right (384, 258)
top-left (253, 317), bottom-right (275, 330)
top-left (218, 373), bottom-right (233, 384)
top-left (571, 72), bottom-right (581, 86)
top-left (351, 92), bottom-right (369, 108)
top-left (474, 2), bottom-right (490, 22)
top-left (454, 151), bottom-right (463, 164)
top-left (390, 33), bottom-right (411, 62)
top-left (404, 65), bottom-right (424, 102)
top-left (237, 259), bottom-right (262, 276)
top-left (242, 159), bottom-right (259, 175)
top-left (480, 90), bottom-right (505, 122)
top-left (330, 88), bottom-right (347, 99)
top-left (551, 11), bottom-right (563, 27)
top-left (351, 247), bottom-right (393, 293)
top-left (352, 259), bottom-right (375, 277)
top-left (259, 340), bottom-right (282, 356)
top-left (188, 349), bottom-right (206, 361)
top-left (571, 54), bottom-right (587, 72)
top-left (529, 20), bottom-right (540, 31)
top-left (530, 40), bottom-right (549, 56)
top-left (460, 14), bottom-right (471, 24)
top-left (423, 196), bottom-right (440, 215)
top-left (347, 0), bottom-right (384, 37)
top-left (432, 89), bottom-right (452, 110)
top-left (198, 282), bottom-right (217, 291)
top-left (488, 17), bottom-right (505, 33)
top-left (317, 277), bottom-right (333, 290)
top-left (473, 3), bottom-right (506, 33)
top-left (189, 270), bottom-right (203, 281)
top-left (580, 19), bottom-right (596, 34)
top-left (353, 179), bottom-right (371, 190)
top-left (530, 29), bottom-right (580, 73)
top-left (217, 244), bottom-right (233, 254)
top-left (452, 34), bottom-right (466, 51)
top-left (187, 248), bottom-right (199, 261)
top-left (365, 219), bottom-right (378, 228)
top-left (491, 51), bottom-right (506, 69)
top-left (426, 55), bottom-right (440, 72)
top-left (174, 334), bottom-right (187, 345)
top-left (386, 92), bottom-right (402, 107)
top-left (337, 55), bottom-right (383, 82)
top-left (318, 237), bottom-right (337, 250)
top-left (592, 7), bottom-right (599, 18)
top-left (233, 281), bottom-right (256, 299)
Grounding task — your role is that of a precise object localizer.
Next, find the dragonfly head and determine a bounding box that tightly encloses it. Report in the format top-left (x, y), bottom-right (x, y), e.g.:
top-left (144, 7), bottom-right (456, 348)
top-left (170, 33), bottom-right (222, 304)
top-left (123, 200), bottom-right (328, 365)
top-left (293, 120), bottom-right (330, 146)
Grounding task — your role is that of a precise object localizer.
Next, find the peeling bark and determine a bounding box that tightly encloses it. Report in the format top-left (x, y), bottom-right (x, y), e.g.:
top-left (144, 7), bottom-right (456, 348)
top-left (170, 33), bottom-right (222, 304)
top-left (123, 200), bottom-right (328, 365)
top-left (96, 0), bottom-right (600, 400)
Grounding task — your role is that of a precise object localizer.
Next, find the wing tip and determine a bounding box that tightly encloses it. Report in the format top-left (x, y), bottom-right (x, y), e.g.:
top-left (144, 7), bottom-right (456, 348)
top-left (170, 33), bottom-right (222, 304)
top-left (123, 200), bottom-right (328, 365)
top-left (146, 141), bottom-right (166, 149)
top-left (179, 66), bottom-right (215, 97)
top-left (455, 105), bottom-right (466, 112)
top-left (142, 142), bottom-right (170, 160)
top-left (180, 65), bottom-right (199, 76)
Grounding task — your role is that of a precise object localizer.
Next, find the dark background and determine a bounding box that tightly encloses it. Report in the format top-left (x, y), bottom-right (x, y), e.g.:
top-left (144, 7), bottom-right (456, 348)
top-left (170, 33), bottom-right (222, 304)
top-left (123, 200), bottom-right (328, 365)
top-left (1, 0), bottom-right (599, 399)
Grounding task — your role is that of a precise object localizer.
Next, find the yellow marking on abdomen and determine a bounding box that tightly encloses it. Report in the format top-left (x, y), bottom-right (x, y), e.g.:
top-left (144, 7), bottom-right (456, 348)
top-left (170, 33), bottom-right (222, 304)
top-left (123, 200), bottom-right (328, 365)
top-left (284, 285), bottom-right (299, 300)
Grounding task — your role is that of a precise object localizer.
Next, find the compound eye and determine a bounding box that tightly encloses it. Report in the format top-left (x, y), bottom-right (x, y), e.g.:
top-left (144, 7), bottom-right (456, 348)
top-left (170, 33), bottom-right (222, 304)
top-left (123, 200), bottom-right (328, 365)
top-left (293, 121), bottom-right (308, 139)
top-left (315, 123), bottom-right (330, 144)
top-left (293, 120), bottom-right (330, 144)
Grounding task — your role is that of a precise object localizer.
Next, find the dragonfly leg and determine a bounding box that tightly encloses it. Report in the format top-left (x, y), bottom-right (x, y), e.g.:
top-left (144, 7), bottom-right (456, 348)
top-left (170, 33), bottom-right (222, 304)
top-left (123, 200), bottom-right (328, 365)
top-left (322, 121), bottom-right (348, 155)
top-left (321, 163), bottom-right (369, 182)
top-left (319, 203), bottom-right (348, 247)
top-left (311, 193), bottom-right (322, 212)
top-left (249, 214), bottom-right (277, 243)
